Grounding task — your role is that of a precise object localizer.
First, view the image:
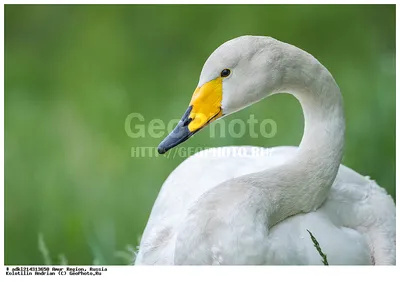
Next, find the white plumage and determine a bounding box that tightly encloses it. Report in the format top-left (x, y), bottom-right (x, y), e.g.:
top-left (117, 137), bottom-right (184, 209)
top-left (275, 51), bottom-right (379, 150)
top-left (134, 36), bottom-right (396, 265)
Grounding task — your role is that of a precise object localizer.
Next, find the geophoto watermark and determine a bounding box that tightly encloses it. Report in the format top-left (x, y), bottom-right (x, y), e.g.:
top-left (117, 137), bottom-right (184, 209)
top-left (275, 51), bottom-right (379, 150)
top-left (131, 146), bottom-right (275, 159)
top-left (125, 113), bottom-right (277, 139)
top-left (125, 112), bottom-right (278, 158)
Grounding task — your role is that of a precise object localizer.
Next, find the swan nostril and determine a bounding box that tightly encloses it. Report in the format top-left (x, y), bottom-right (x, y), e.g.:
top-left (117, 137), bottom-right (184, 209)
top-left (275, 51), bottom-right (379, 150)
top-left (183, 118), bottom-right (192, 127)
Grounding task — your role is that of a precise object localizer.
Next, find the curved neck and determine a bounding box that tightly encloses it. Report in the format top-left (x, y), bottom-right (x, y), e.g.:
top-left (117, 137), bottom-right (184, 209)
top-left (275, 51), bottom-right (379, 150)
top-left (248, 51), bottom-right (345, 227)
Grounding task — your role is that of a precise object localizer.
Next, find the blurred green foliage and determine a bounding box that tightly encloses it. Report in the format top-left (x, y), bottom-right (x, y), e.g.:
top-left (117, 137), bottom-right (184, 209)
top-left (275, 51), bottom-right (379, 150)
top-left (5, 4), bottom-right (395, 265)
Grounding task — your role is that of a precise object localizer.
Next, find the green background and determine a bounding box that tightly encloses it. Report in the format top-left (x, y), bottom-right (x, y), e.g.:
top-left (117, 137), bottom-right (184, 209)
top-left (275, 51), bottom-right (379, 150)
top-left (5, 4), bottom-right (395, 265)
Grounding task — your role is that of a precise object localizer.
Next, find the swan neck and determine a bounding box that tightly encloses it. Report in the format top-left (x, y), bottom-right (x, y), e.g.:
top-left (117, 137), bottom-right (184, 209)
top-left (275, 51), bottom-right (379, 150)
top-left (256, 53), bottom-right (345, 227)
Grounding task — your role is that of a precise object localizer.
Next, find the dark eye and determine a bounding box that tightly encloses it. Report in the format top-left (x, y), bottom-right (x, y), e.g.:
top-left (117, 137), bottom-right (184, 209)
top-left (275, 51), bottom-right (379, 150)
top-left (220, 69), bottom-right (231, 77)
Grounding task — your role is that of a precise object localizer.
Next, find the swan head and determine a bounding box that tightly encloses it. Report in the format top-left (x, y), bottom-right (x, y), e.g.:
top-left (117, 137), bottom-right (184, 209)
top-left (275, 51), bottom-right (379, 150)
top-left (158, 35), bottom-right (285, 154)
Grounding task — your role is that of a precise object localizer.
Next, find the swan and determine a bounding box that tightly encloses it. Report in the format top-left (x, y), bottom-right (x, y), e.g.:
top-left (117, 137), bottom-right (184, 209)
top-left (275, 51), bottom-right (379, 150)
top-left (134, 35), bottom-right (395, 265)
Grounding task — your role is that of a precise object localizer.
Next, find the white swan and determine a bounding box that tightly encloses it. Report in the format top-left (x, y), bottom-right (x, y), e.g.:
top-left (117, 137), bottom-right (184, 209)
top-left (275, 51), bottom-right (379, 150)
top-left (134, 36), bottom-right (395, 265)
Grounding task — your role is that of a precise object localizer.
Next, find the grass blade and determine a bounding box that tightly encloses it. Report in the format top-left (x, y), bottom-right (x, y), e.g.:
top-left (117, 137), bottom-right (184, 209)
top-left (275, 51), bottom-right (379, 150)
top-left (307, 229), bottom-right (329, 265)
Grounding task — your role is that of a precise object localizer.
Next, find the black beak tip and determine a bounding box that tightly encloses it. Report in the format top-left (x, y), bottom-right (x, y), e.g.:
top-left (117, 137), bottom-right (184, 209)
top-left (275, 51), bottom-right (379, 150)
top-left (157, 106), bottom-right (194, 155)
top-left (157, 146), bottom-right (167, 154)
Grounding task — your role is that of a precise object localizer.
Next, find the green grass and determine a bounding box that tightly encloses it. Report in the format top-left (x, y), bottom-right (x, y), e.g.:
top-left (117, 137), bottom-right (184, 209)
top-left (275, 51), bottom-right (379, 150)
top-left (38, 233), bottom-right (138, 265)
top-left (307, 230), bottom-right (329, 265)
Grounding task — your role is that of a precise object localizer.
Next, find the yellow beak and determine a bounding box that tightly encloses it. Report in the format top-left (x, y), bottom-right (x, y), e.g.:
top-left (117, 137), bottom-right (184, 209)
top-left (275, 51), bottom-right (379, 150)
top-left (188, 77), bottom-right (224, 132)
top-left (158, 77), bottom-right (223, 154)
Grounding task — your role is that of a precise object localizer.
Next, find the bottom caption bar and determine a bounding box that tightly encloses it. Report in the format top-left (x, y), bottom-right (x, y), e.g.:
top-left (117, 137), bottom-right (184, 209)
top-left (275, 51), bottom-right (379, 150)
top-left (5, 266), bottom-right (108, 276)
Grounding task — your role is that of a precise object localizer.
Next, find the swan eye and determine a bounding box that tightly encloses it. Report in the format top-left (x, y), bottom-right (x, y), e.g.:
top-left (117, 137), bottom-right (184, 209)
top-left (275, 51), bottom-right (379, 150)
top-left (220, 69), bottom-right (231, 78)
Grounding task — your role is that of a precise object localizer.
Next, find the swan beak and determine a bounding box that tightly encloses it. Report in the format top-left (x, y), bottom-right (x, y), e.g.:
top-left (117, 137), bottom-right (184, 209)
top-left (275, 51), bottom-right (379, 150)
top-left (158, 78), bottom-right (223, 154)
